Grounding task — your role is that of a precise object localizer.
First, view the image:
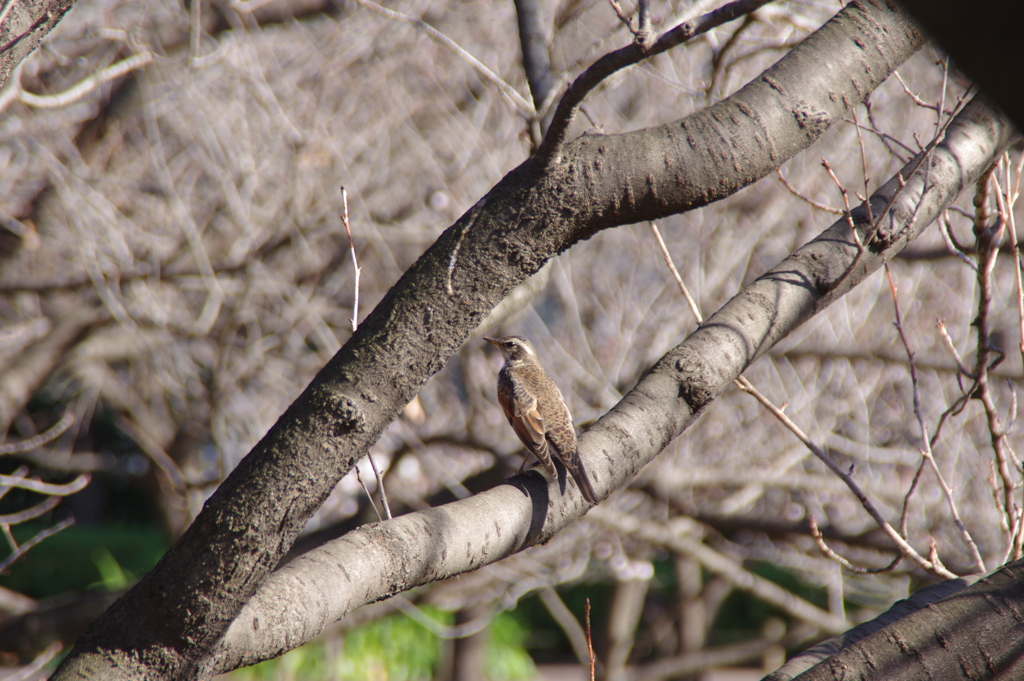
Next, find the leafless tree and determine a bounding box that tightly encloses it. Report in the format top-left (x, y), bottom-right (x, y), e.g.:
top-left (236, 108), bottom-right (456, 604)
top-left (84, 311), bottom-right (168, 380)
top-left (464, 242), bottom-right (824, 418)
top-left (0, 0), bottom-right (1021, 679)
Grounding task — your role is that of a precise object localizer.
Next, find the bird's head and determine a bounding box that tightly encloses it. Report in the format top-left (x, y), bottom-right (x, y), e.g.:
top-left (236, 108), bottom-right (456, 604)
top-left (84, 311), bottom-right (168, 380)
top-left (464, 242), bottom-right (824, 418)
top-left (484, 335), bottom-right (538, 365)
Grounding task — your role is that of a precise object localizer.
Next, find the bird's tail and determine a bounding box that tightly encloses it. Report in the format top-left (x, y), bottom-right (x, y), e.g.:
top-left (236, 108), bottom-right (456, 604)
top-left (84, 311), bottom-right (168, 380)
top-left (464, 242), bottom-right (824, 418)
top-left (568, 455), bottom-right (599, 505)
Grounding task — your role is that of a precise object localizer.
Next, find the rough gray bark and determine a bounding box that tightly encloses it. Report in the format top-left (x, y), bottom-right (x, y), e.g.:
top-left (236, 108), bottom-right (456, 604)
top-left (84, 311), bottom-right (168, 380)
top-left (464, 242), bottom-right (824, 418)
top-left (204, 94), bottom-right (1016, 675)
top-left (765, 559), bottom-right (1024, 680)
top-left (53, 2), bottom-right (929, 678)
top-left (0, 0), bottom-right (77, 90)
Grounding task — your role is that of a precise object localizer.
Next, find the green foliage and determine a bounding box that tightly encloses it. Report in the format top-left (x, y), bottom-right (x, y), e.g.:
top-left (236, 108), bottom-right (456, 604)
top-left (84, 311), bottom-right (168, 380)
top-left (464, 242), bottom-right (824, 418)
top-left (89, 547), bottom-right (133, 590)
top-left (228, 608), bottom-right (535, 681)
top-left (2, 523), bottom-right (169, 598)
top-left (485, 611), bottom-right (536, 680)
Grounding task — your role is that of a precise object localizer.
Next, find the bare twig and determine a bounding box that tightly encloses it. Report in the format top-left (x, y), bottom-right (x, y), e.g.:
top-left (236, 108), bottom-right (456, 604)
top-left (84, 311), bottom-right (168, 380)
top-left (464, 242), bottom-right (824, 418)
top-left (0, 412), bottom-right (74, 454)
top-left (808, 516), bottom-right (901, 574)
top-left (734, 377), bottom-right (957, 579)
top-left (850, 106), bottom-right (875, 231)
top-left (6, 641), bottom-right (62, 681)
top-left (586, 597), bottom-right (596, 681)
top-left (353, 465), bottom-right (382, 522)
top-left (537, 0), bottom-right (774, 164)
top-left (973, 167), bottom-right (1017, 531)
top-left (14, 52), bottom-right (153, 111)
top-left (776, 168), bottom-right (844, 215)
top-left (936, 318), bottom-right (974, 379)
top-left (1005, 154), bottom-right (1024, 398)
top-left (339, 186), bottom-right (388, 517)
top-left (0, 496), bottom-right (60, 525)
top-left (114, 415), bottom-right (187, 499)
top-left (540, 587), bottom-right (591, 666)
top-left (0, 517), bottom-right (75, 573)
top-left (350, 0), bottom-right (535, 118)
top-left (821, 158), bottom-right (859, 238)
top-left (885, 266), bottom-right (985, 573)
top-left (650, 222), bottom-right (703, 322)
top-left (366, 453), bottom-right (391, 520)
top-left (592, 509), bottom-right (852, 632)
top-left (341, 187), bottom-right (362, 333)
top-left (0, 472), bottom-right (90, 496)
top-left (892, 71), bottom-right (955, 115)
top-left (608, 0), bottom-right (634, 31)
top-left (938, 213), bottom-right (979, 271)
top-left (190, 0), bottom-right (204, 67)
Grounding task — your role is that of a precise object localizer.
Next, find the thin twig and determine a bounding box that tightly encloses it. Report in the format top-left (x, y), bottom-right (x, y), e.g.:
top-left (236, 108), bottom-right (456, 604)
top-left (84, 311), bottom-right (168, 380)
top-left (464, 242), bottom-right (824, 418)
top-left (850, 106), bottom-right (875, 232)
top-left (808, 516), bottom-right (901, 574)
top-left (350, 0), bottom-right (535, 118)
top-left (114, 415), bottom-right (187, 499)
top-left (366, 453), bottom-right (391, 520)
top-left (650, 222), bottom-right (702, 322)
top-left (0, 473), bottom-right (89, 496)
top-left (938, 213), bottom-right (979, 271)
top-left (648, 224), bottom-right (947, 576)
top-left (1005, 154), bottom-right (1024, 405)
top-left (821, 158), bottom-right (859, 243)
top-left (354, 465), bottom-right (382, 522)
top-left (16, 52), bottom-right (153, 110)
top-left (189, 0), bottom-right (203, 67)
top-left (0, 496), bottom-right (60, 525)
top-left (734, 377), bottom-right (957, 579)
top-left (540, 587), bottom-right (591, 666)
top-left (0, 517), bottom-right (74, 573)
top-left (935, 319), bottom-right (974, 379)
top-left (341, 187), bottom-right (362, 333)
top-left (892, 71), bottom-right (955, 115)
top-left (593, 509), bottom-right (852, 632)
top-left (885, 266), bottom-right (985, 573)
top-left (852, 97), bottom-right (916, 158)
top-left (537, 0), bottom-right (774, 164)
top-left (0, 412), bottom-right (74, 454)
top-left (393, 596), bottom-right (496, 638)
top-left (973, 167), bottom-right (1017, 532)
top-left (340, 186), bottom-right (388, 517)
top-left (776, 168), bottom-right (843, 215)
top-left (608, 0), bottom-right (634, 31)
top-left (6, 641), bottom-right (62, 681)
top-left (586, 597), bottom-right (595, 681)
top-left (899, 459), bottom-right (927, 537)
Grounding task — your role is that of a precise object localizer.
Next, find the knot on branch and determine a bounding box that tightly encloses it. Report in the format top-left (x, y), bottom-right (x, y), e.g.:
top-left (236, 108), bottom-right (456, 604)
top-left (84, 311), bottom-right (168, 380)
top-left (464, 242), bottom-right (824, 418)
top-left (318, 391), bottom-right (365, 436)
top-left (670, 348), bottom-right (716, 411)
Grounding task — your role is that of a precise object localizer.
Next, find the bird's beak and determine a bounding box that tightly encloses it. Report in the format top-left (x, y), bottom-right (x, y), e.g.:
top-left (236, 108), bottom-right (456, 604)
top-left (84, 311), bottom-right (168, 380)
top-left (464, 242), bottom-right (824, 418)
top-left (483, 337), bottom-right (500, 346)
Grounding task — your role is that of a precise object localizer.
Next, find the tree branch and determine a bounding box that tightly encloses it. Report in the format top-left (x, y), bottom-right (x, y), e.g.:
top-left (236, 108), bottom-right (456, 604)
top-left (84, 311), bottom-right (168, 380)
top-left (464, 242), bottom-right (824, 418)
top-left (205, 95), bottom-right (1014, 673)
top-left (53, 2), bottom-right (932, 678)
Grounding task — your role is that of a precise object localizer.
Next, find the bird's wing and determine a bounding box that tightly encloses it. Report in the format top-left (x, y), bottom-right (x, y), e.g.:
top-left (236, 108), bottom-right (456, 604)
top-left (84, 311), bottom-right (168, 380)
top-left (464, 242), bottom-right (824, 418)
top-left (498, 372), bottom-right (553, 470)
top-left (512, 378), bottom-right (546, 440)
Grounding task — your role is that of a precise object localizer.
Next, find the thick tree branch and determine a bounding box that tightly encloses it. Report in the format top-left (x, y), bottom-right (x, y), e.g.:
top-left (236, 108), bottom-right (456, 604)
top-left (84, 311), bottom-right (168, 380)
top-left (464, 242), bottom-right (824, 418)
top-left (54, 2), bottom-right (928, 678)
top-left (205, 96), bottom-right (1015, 673)
top-left (536, 0), bottom-right (775, 164)
top-left (768, 559), bottom-right (1024, 680)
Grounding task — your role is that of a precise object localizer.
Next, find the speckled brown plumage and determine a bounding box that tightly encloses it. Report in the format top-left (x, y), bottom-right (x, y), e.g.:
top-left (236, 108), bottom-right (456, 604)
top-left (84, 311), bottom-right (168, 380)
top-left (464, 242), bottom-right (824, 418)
top-left (485, 336), bottom-right (599, 505)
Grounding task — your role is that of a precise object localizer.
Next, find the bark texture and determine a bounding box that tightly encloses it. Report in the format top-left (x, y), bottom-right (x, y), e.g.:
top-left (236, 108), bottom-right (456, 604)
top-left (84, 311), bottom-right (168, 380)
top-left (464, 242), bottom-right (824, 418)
top-left (54, 2), bottom-right (931, 678)
top-left (0, 0), bottom-right (76, 89)
top-left (206, 94), bottom-right (1016, 673)
top-left (768, 559), bottom-right (1024, 680)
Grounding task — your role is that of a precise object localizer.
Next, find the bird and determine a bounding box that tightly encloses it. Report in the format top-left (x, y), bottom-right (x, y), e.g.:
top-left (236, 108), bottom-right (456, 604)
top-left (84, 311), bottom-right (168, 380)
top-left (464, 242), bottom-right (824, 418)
top-left (484, 335), bottom-right (599, 504)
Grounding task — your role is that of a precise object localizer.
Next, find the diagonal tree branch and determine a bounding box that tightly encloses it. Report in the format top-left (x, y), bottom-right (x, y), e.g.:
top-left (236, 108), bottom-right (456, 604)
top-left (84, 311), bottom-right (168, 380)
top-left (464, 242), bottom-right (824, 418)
top-left (536, 0), bottom-right (775, 164)
top-left (54, 2), bottom-right (929, 678)
top-left (208, 95), bottom-right (1016, 673)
